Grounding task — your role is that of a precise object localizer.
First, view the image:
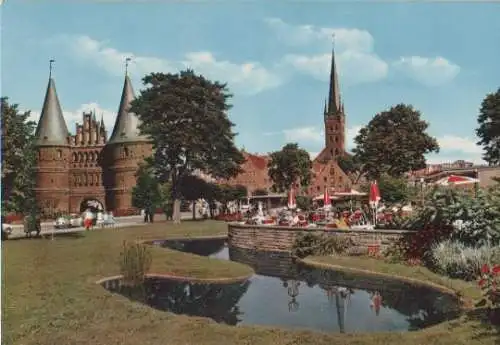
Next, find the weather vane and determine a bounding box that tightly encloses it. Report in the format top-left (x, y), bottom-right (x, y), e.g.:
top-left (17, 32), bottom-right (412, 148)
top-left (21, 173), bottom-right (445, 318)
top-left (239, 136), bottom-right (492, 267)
top-left (49, 59), bottom-right (55, 78)
top-left (125, 57), bottom-right (132, 76)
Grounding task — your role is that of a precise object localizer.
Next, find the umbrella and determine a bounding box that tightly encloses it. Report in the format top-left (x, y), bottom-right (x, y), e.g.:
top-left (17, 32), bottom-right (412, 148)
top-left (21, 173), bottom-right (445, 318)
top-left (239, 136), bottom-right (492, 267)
top-left (287, 187), bottom-right (297, 209)
top-left (324, 187), bottom-right (332, 210)
top-left (369, 181), bottom-right (381, 226)
top-left (435, 174), bottom-right (480, 186)
top-left (333, 189), bottom-right (367, 197)
top-left (369, 182), bottom-right (381, 208)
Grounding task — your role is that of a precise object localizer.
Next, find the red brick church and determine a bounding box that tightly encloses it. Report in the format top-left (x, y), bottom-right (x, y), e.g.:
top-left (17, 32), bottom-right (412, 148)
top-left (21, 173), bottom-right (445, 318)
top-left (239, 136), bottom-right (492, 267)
top-left (34, 70), bottom-right (151, 216)
top-left (225, 47), bottom-right (352, 196)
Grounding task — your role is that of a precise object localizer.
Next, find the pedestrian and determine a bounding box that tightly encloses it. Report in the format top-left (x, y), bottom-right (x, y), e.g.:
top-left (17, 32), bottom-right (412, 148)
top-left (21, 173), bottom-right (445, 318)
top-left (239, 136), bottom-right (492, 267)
top-left (83, 209), bottom-right (93, 231)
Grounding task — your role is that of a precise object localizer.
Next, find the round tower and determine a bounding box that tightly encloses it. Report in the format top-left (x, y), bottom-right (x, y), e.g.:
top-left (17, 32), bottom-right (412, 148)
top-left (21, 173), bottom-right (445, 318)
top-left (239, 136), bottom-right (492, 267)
top-left (34, 69), bottom-right (71, 217)
top-left (103, 70), bottom-right (152, 214)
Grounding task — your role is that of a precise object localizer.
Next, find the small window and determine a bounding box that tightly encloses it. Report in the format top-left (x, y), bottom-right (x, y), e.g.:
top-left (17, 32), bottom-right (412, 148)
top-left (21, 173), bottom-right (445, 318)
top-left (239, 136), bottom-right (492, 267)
top-left (124, 147), bottom-right (129, 157)
top-left (57, 149), bottom-right (62, 159)
top-left (323, 177), bottom-right (327, 182)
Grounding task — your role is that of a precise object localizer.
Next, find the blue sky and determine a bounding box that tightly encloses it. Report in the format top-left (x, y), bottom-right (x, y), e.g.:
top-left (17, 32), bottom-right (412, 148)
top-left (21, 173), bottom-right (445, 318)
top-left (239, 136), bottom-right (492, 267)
top-left (2, 1), bottom-right (499, 164)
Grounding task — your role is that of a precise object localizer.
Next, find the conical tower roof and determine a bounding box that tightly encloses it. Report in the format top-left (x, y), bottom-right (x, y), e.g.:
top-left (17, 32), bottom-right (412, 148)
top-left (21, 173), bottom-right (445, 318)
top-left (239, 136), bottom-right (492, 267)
top-left (107, 75), bottom-right (149, 145)
top-left (34, 78), bottom-right (69, 147)
top-left (327, 44), bottom-right (341, 115)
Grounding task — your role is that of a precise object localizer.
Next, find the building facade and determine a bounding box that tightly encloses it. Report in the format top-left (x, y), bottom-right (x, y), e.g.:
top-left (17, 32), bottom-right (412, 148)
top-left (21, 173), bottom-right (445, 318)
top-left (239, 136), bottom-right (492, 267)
top-left (225, 46), bottom-right (352, 196)
top-left (33, 72), bottom-right (151, 217)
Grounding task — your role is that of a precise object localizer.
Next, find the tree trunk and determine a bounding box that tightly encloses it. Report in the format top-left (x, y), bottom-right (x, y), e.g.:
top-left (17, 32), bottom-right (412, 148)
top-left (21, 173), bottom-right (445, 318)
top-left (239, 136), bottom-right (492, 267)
top-left (192, 201), bottom-right (196, 220)
top-left (173, 199), bottom-right (182, 224)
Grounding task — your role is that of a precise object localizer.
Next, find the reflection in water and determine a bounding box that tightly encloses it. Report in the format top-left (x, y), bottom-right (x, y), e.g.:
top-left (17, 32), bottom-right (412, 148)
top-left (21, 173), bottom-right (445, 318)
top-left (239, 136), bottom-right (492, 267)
top-left (102, 238), bottom-right (463, 334)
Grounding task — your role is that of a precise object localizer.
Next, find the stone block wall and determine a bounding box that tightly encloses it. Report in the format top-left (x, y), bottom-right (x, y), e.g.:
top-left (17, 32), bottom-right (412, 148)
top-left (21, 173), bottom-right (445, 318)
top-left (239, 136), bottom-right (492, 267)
top-left (228, 223), bottom-right (416, 252)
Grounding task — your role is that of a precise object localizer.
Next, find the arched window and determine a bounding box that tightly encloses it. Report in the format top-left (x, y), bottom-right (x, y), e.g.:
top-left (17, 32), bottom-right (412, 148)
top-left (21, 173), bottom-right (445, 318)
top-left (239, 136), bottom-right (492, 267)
top-left (72, 153), bottom-right (77, 162)
top-left (78, 153), bottom-right (83, 162)
top-left (124, 147), bottom-right (129, 157)
top-left (57, 149), bottom-right (62, 159)
top-left (84, 152), bottom-right (89, 163)
top-left (89, 152), bottom-right (94, 162)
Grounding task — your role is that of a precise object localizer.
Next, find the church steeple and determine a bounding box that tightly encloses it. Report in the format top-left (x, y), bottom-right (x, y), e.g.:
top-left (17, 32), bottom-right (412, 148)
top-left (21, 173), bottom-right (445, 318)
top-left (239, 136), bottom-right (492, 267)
top-left (327, 39), bottom-right (341, 115)
top-left (34, 60), bottom-right (69, 147)
top-left (107, 59), bottom-right (148, 144)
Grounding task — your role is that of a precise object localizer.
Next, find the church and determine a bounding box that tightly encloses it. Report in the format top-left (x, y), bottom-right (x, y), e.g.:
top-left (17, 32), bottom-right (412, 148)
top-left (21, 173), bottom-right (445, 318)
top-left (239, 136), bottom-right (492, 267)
top-left (33, 69), bottom-right (152, 217)
top-left (226, 46), bottom-right (352, 196)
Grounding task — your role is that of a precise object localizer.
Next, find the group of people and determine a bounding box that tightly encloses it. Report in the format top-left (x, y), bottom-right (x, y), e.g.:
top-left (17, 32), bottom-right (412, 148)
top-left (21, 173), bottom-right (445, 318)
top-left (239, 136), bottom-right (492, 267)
top-left (83, 209), bottom-right (115, 230)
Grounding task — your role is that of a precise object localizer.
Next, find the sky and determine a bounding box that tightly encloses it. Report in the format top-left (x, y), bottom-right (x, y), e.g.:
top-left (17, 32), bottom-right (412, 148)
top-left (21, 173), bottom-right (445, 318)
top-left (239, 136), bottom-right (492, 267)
top-left (2, 1), bottom-right (499, 164)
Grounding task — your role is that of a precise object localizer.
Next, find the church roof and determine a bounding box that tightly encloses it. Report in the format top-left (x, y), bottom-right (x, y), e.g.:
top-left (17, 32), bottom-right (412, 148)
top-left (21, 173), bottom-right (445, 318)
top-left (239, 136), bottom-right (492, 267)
top-left (34, 78), bottom-right (70, 147)
top-left (107, 75), bottom-right (149, 144)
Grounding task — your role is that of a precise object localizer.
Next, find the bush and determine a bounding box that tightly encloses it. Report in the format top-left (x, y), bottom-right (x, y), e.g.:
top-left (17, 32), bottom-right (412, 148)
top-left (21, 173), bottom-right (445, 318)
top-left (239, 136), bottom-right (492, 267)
top-left (291, 233), bottom-right (355, 258)
top-left (430, 240), bottom-right (497, 281)
top-left (119, 241), bottom-right (152, 287)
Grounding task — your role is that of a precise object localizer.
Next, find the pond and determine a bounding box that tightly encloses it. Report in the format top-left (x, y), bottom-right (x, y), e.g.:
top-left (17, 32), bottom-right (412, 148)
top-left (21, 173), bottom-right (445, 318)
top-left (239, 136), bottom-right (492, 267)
top-left (103, 238), bottom-right (462, 334)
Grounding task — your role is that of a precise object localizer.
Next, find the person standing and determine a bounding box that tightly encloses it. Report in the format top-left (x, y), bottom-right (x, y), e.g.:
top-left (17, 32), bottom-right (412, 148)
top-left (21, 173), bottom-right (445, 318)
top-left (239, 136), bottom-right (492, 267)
top-left (83, 209), bottom-right (93, 231)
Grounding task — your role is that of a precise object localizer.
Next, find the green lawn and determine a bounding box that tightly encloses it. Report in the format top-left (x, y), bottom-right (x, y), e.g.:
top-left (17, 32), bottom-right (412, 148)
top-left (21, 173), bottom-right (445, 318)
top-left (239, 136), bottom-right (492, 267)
top-left (3, 220), bottom-right (498, 345)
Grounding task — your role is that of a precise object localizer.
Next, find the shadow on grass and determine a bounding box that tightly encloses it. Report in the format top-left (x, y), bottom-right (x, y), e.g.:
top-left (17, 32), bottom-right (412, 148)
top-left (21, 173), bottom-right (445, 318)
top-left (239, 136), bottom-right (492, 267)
top-left (461, 308), bottom-right (500, 340)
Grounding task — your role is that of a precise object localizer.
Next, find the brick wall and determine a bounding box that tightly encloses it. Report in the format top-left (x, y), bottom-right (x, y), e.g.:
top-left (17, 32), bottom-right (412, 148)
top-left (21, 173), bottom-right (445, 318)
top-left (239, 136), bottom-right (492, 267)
top-left (228, 223), bottom-right (415, 252)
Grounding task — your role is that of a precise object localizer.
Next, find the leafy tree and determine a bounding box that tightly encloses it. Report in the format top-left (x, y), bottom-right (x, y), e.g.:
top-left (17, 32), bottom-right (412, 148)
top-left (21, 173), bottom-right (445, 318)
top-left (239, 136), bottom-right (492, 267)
top-left (361, 174), bottom-right (417, 205)
top-left (353, 104), bottom-right (439, 180)
top-left (1, 97), bottom-right (37, 215)
top-left (296, 195), bottom-right (312, 211)
top-left (476, 88), bottom-right (500, 165)
top-left (267, 143), bottom-right (312, 192)
top-left (130, 70), bottom-right (244, 223)
top-left (131, 163), bottom-right (162, 215)
top-left (337, 154), bottom-right (363, 183)
top-left (179, 174), bottom-right (208, 220)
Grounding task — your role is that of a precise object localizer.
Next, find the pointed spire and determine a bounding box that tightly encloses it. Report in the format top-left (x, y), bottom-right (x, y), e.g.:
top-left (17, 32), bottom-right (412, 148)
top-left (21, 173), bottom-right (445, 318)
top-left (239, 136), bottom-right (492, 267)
top-left (107, 62), bottom-right (148, 144)
top-left (100, 113), bottom-right (105, 129)
top-left (327, 35), bottom-right (341, 115)
top-left (34, 60), bottom-right (69, 147)
top-left (324, 98), bottom-right (328, 114)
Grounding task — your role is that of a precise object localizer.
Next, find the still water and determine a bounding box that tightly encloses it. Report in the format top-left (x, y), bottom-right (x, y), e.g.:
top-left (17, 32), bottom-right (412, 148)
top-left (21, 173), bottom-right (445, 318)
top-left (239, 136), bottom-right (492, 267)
top-left (102, 238), bottom-right (462, 333)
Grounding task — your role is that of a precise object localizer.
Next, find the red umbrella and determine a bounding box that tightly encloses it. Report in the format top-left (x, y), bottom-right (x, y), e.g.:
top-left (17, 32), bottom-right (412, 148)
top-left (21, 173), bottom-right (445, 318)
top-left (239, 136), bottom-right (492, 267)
top-left (324, 187), bottom-right (331, 208)
top-left (369, 181), bottom-right (381, 208)
top-left (435, 175), bottom-right (480, 186)
top-left (287, 186), bottom-right (297, 209)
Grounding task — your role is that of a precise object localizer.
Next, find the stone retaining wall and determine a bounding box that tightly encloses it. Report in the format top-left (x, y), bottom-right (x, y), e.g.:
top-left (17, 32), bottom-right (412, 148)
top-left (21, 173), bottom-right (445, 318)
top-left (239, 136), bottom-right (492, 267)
top-left (228, 223), bottom-right (416, 252)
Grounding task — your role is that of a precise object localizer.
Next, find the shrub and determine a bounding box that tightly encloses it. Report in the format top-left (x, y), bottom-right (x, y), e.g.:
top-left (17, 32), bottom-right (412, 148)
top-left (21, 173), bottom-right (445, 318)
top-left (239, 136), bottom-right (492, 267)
top-left (291, 233), bottom-right (355, 258)
top-left (119, 241), bottom-right (152, 286)
top-left (431, 240), bottom-right (496, 280)
top-left (477, 264), bottom-right (500, 312)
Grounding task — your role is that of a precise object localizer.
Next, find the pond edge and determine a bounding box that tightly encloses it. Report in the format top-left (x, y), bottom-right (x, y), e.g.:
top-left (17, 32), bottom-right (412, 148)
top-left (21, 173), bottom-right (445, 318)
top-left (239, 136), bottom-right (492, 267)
top-left (298, 256), bottom-right (475, 309)
top-left (96, 235), bottom-right (254, 286)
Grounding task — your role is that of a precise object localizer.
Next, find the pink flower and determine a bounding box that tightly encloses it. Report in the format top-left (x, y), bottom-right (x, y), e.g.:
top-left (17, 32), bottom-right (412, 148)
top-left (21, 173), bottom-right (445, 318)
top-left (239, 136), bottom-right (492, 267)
top-left (481, 264), bottom-right (490, 274)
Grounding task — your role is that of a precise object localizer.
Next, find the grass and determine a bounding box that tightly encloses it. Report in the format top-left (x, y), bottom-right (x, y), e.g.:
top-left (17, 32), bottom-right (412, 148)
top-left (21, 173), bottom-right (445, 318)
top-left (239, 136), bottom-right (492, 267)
top-left (3, 220), bottom-right (498, 345)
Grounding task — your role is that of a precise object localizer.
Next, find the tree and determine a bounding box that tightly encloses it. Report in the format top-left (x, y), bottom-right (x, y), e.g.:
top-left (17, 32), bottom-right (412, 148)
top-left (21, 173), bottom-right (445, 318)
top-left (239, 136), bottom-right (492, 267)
top-left (1, 97), bottom-right (37, 214)
top-left (130, 70), bottom-right (245, 223)
top-left (361, 174), bottom-right (417, 205)
top-left (337, 154), bottom-right (363, 183)
top-left (267, 143), bottom-right (312, 192)
top-left (353, 104), bottom-right (439, 180)
top-left (476, 88), bottom-right (500, 165)
top-left (179, 174), bottom-right (208, 220)
top-left (132, 163), bottom-right (162, 215)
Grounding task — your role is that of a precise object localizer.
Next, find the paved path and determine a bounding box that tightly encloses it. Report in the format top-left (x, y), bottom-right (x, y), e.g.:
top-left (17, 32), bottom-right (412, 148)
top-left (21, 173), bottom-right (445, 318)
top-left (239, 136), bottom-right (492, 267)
top-left (7, 212), bottom-right (194, 240)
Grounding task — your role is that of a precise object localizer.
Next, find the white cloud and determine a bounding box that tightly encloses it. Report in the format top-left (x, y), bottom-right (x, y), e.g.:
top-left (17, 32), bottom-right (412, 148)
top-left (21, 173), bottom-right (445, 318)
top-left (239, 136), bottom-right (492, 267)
top-left (283, 126), bottom-right (323, 143)
top-left (63, 35), bottom-right (282, 95)
top-left (392, 56), bottom-right (460, 86)
top-left (346, 125), bottom-right (362, 149)
top-left (266, 18), bottom-right (389, 84)
top-left (28, 102), bottom-right (117, 137)
top-left (425, 134), bottom-right (485, 164)
top-left (308, 151), bottom-right (320, 160)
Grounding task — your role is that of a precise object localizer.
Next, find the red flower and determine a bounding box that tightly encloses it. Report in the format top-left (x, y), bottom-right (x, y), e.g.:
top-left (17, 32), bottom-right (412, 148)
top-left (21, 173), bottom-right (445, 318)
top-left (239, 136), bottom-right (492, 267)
top-left (492, 265), bottom-right (500, 275)
top-left (481, 264), bottom-right (490, 274)
top-left (479, 279), bottom-right (487, 287)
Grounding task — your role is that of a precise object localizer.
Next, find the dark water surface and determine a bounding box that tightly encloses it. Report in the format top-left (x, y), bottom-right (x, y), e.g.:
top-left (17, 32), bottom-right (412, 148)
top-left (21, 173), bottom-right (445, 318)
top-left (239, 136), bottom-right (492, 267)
top-left (103, 238), bottom-right (462, 333)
